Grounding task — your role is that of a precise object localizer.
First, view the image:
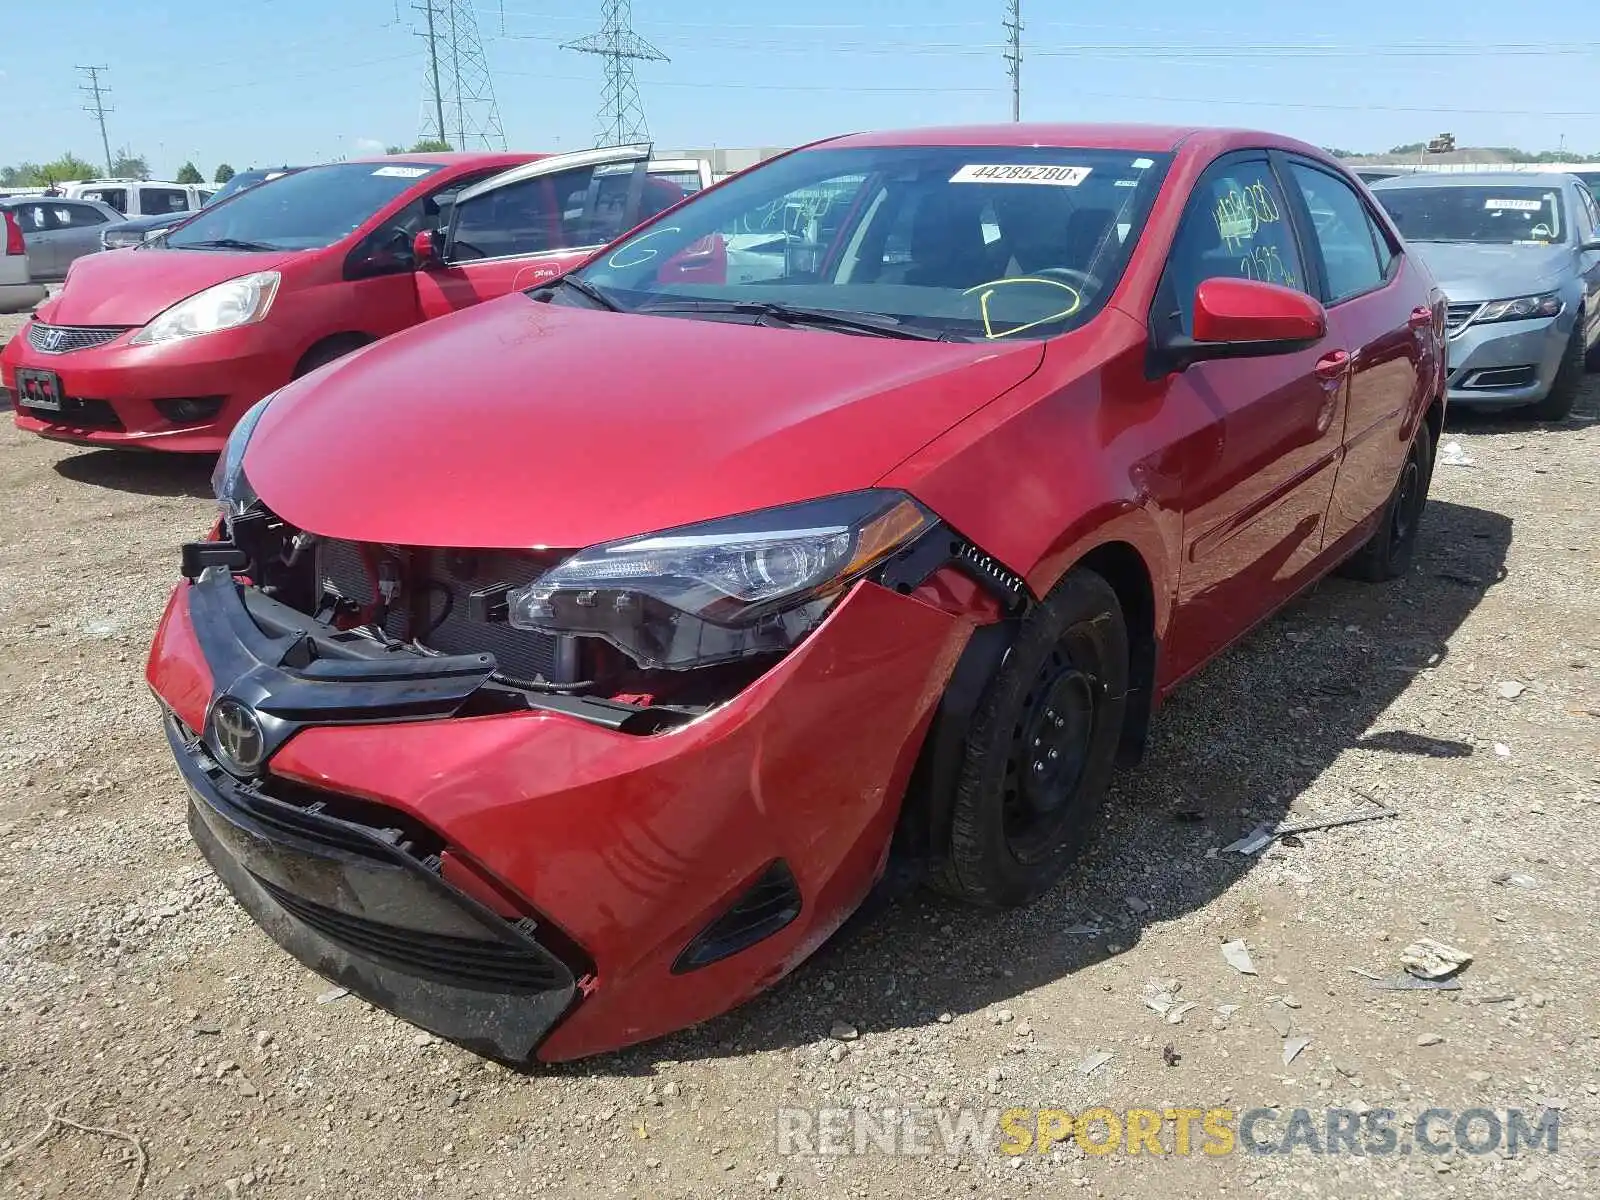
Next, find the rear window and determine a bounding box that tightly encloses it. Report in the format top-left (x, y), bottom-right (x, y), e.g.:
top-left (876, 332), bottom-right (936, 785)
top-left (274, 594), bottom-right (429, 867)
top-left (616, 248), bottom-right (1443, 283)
top-left (166, 162), bottom-right (443, 251)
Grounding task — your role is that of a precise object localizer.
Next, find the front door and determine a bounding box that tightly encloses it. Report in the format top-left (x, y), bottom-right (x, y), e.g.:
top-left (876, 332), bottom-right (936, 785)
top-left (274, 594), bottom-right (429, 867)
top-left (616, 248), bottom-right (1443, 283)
top-left (1156, 153), bottom-right (1349, 686)
top-left (416, 145), bottom-right (652, 319)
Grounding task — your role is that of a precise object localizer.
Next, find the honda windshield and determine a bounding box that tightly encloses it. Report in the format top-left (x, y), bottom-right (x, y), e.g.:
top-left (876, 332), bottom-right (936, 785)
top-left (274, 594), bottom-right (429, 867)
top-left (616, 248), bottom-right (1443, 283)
top-left (568, 145), bottom-right (1172, 341)
top-left (165, 162), bottom-right (442, 252)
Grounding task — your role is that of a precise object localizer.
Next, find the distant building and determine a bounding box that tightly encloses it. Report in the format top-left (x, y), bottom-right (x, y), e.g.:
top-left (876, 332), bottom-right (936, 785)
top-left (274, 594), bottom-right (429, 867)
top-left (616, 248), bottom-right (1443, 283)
top-left (659, 146), bottom-right (789, 179)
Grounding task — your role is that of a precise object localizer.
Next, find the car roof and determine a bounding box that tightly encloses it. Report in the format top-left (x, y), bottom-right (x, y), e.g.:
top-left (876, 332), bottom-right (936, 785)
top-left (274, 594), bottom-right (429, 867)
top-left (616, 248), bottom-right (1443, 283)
top-left (818, 123), bottom-right (1326, 158)
top-left (345, 152), bottom-right (534, 168)
top-left (1370, 171), bottom-right (1578, 190)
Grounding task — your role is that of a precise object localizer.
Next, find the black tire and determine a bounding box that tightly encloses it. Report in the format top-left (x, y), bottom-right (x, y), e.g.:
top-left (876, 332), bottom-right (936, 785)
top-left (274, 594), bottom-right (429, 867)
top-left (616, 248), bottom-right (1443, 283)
top-left (932, 568), bottom-right (1129, 908)
top-left (1526, 324), bottom-right (1584, 421)
top-left (1340, 418), bottom-right (1434, 582)
top-left (292, 336), bottom-right (369, 380)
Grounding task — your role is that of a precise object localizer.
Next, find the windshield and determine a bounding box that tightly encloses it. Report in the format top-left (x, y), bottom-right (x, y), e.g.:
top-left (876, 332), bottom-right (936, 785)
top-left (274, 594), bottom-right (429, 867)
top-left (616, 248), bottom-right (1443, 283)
top-left (1375, 185), bottom-right (1567, 244)
top-left (166, 162), bottom-right (441, 251)
top-left (571, 145), bottom-right (1172, 341)
top-left (206, 169), bottom-right (283, 206)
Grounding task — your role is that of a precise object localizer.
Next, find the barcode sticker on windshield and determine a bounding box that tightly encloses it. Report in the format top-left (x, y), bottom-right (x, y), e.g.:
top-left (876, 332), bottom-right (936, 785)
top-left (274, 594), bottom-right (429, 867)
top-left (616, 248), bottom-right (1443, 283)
top-left (950, 164), bottom-right (1092, 187)
top-left (372, 166), bottom-right (431, 179)
top-left (1484, 198), bottom-right (1542, 211)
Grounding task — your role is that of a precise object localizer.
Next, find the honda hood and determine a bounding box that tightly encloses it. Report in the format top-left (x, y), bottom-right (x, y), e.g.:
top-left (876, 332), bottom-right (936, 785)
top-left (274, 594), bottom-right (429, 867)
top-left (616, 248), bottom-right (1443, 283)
top-left (42, 245), bottom-right (297, 326)
top-left (247, 296), bottom-right (1044, 549)
top-left (1405, 240), bottom-right (1577, 303)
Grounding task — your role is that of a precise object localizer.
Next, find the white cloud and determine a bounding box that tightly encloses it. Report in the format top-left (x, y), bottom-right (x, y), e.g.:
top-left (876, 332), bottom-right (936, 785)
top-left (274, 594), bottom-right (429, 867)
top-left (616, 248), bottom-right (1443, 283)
top-left (352, 137), bottom-right (387, 156)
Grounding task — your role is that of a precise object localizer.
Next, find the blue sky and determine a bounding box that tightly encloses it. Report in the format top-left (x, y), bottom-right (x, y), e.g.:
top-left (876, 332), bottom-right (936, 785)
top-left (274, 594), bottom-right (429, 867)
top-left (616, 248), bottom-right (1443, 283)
top-left (2, 1), bottom-right (1598, 177)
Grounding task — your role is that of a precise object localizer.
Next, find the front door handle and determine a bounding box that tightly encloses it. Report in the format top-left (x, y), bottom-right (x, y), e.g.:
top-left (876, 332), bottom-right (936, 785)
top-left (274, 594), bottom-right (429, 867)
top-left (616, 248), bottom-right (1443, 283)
top-left (1408, 306), bottom-right (1434, 330)
top-left (1314, 350), bottom-right (1351, 382)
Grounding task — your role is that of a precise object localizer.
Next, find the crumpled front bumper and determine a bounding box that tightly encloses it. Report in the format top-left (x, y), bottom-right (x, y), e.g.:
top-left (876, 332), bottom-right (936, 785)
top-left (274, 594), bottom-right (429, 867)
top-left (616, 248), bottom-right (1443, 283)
top-left (149, 569), bottom-right (974, 1061)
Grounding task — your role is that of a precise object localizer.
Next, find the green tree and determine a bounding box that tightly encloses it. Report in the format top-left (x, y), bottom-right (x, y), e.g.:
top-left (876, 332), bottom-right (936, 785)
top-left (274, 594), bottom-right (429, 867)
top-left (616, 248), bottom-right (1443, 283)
top-left (175, 160), bottom-right (204, 185)
top-left (408, 138), bottom-right (454, 153)
top-left (214, 163), bottom-right (236, 184)
top-left (110, 148), bottom-right (150, 179)
top-left (384, 144), bottom-right (405, 155)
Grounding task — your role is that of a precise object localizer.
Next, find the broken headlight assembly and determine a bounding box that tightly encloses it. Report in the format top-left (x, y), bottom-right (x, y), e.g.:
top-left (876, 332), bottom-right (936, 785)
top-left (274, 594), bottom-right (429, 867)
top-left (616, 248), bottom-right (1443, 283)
top-left (507, 491), bottom-right (935, 670)
top-left (211, 392), bottom-right (275, 521)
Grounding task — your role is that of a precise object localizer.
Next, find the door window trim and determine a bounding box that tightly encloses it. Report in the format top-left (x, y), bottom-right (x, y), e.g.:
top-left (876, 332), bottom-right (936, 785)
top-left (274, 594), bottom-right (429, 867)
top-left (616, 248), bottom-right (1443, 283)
top-left (1275, 154), bottom-right (1398, 307)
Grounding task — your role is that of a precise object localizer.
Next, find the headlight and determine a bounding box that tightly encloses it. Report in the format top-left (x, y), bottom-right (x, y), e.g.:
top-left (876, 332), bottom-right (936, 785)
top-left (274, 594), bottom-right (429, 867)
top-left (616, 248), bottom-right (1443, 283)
top-left (508, 491), bottom-right (935, 670)
top-left (212, 394), bottom-right (275, 519)
top-left (130, 271), bottom-right (280, 345)
top-left (1473, 292), bottom-right (1563, 323)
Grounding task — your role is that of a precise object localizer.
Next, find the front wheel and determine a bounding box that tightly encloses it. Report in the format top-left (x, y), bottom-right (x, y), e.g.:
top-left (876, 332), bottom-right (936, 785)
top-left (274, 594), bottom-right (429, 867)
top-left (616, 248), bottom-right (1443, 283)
top-left (1340, 418), bottom-right (1434, 582)
top-left (932, 568), bottom-right (1129, 908)
top-left (1525, 323), bottom-right (1585, 421)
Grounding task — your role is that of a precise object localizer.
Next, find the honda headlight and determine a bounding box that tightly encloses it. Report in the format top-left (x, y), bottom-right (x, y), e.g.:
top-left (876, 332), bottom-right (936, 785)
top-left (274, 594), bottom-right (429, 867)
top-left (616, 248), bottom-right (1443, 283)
top-left (1474, 292), bottom-right (1563, 323)
top-left (130, 271), bottom-right (280, 345)
top-left (212, 394), bottom-right (274, 520)
top-left (508, 491), bottom-right (935, 670)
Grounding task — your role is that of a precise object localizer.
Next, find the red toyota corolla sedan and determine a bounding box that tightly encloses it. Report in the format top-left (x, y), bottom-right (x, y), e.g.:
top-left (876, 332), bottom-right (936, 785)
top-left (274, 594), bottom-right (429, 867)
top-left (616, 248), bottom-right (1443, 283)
top-left (2, 152), bottom-right (534, 452)
top-left (146, 124), bottom-right (1445, 1063)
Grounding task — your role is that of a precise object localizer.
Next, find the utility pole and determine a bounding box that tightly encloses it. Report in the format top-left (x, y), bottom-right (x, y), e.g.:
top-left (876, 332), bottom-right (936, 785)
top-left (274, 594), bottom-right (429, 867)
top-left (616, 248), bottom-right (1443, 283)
top-left (415, 2), bottom-right (447, 144)
top-left (1003, 0), bottom-right (1022, 122)
top-left (412, 0), bottom-right (506, 150)
top-left (563, 0), bottom-right (669, 146)
top-left (77, 65), bottom-right (115, 176)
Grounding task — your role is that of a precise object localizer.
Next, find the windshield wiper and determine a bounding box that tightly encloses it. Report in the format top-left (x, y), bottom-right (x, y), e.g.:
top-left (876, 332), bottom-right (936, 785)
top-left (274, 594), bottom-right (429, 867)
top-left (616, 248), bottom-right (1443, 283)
top-left (636, 298), bottom-right (957, 341)
top-left (175, 237), bottom-right (282, 252)
top-left (537, 274), bottom-right (620, 311)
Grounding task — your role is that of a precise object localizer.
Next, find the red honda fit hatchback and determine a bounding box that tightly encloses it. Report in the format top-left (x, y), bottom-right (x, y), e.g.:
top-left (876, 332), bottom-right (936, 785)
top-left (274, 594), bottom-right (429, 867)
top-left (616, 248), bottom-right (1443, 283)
top-left (147, 124), bottom-right (1445, 1063)
top-left (3, 152), bottom-right (533, 452)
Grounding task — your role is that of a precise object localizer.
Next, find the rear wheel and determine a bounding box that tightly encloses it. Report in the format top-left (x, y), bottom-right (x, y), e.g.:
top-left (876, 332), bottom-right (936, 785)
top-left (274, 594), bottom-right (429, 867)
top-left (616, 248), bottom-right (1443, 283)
top-left (1526, 323), bottom-right (1584, 421)
top-left (932, 568), bottom-right (1128, 908)
top-left (1341, 418), bottom-right (1433, 582)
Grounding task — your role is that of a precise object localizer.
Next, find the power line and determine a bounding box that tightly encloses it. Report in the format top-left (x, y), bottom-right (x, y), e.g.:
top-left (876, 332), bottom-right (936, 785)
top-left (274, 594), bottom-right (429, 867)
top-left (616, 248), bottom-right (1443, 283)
top-left (562, 0), bottom-right (668, 146)
top-left (1003, 0), bottom-right (1021, 122)
top-left (77, 65), bottom-right (114, 177)
top-left (413, 0), bottom-right (506, 150)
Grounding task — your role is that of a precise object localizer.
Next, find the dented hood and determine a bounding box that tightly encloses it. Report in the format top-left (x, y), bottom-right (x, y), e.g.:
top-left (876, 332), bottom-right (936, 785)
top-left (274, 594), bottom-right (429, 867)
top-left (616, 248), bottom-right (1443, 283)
top-left (44, 246), bottom-right (298, 326)
top-left (246, 296), bottom-right (1043, 549)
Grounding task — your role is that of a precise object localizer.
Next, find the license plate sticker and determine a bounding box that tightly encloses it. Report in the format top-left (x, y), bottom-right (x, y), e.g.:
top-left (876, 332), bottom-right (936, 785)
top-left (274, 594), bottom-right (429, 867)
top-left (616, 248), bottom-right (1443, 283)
top-left (15, 367), bottom-right (63, 411)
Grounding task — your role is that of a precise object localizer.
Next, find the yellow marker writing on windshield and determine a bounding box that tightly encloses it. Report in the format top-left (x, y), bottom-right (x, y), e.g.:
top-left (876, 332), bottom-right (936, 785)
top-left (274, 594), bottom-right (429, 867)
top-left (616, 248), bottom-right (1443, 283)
top-left (962, 277), bottom-right (1084, 340)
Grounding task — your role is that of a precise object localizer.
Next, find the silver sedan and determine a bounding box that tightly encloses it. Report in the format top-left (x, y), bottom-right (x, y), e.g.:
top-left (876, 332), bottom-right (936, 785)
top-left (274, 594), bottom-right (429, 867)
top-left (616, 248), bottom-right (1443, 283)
top-left (1371, 171), bottom-right (1600, 419)
top-left (0, 197), bottom-right (126, 282)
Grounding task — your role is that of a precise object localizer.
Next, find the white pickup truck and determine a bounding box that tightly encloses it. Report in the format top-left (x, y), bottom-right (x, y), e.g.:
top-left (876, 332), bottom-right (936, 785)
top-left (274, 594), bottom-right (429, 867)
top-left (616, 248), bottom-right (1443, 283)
top-left (62, 178), bottom-right (214, 219)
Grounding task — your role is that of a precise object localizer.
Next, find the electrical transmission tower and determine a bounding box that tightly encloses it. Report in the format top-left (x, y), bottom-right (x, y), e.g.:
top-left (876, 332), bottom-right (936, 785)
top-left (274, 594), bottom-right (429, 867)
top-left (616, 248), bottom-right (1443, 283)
top-left (413, 0), bottom-right (507, 151)
top-left (1003, 0), bottom-right (1022, 122)
top-left (77, 66), bottom-right (115, 176)
top-left (562, 0), bottom-right (668, 147)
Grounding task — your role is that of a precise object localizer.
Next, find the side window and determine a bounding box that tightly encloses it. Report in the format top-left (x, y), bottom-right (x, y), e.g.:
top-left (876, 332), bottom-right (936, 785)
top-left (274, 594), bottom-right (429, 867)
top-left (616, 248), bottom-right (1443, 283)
top-left (143, 187), bottom-right (190, 215)
top-left (1577, 186), bottom-right (1599, 237)
top-left (450, 165), bottom-right (642, 262)
top-left (1288, 164), bottom-right (1385, 303)
top-left (1163, 158), bottom-right (1306, 334)
top-left (56, 204), bottom-right (108, 228)
top-left (16, 205), bottom-right (57, 232)
top-left (85, 187), bottom-right (127, 213)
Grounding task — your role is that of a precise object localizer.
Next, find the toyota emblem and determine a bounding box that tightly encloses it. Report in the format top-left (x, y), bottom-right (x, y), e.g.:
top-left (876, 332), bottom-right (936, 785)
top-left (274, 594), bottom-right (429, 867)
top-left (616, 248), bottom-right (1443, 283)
top-left (208, 697), bottom-right (265, 775)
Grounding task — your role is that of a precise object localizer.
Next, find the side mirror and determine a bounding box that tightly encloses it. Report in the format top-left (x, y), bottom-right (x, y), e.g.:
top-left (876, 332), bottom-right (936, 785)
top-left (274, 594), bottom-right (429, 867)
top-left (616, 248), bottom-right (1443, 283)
top-left (413, 228), bottom-right (443, 269)
top-left (345, 226), bottom-right (416, 281)
top-left (1153, 277), bottom-right (1327, 373)
top-left (1580, 238), bottom-right (1600, 253)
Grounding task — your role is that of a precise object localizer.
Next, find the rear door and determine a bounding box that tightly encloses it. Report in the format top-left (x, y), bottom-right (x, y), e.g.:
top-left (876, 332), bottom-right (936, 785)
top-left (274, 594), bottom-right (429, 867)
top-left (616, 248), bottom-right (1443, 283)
top-left (416, 145), bottom-right (650, 319)
top-left (12, 203), bottom-right (65, 277)
top-left (1156, 152), bottom-right (1349, 684)
top-left (1280, 157), bottom-right (1429, 551)
top-left (50, 202), bottom-right (115, 270)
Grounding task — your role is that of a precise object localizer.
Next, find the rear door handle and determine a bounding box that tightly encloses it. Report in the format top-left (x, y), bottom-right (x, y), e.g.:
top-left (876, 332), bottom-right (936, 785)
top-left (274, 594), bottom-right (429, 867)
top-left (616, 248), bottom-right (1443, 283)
top-left (1408, 306), bottom-right (1434, 329)
top-left (1314, 350), bottom-right (1351, 381)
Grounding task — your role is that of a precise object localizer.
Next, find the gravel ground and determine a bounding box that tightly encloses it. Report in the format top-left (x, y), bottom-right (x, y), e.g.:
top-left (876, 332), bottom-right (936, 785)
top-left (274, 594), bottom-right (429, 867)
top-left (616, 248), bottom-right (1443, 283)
top-left (1, 306), bottom-right (1597, 1199)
